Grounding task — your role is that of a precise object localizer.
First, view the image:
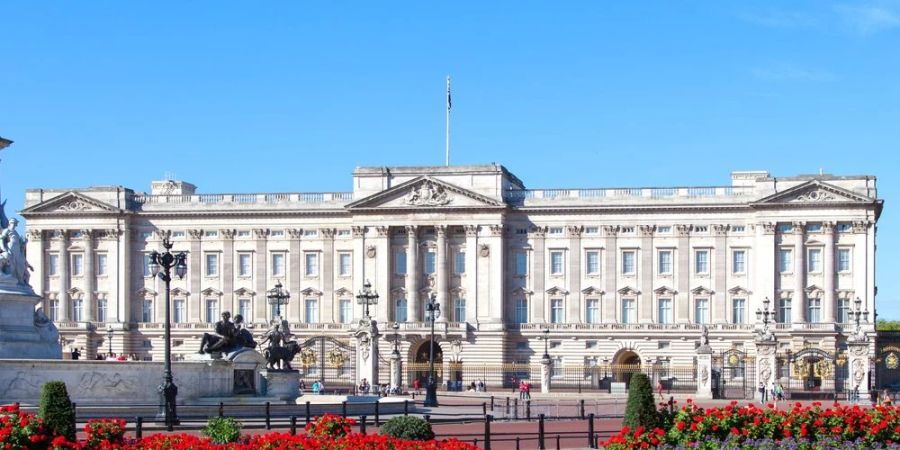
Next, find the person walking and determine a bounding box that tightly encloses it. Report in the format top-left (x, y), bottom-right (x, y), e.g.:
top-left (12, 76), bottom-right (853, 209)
top-left (758, 382), bottom-right (767, 403)
top-left (657, 381), bottom-right (663, 400)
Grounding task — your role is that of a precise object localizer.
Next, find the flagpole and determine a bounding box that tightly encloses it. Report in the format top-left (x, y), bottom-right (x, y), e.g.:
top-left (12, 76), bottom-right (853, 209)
top-left (445, 75), bottom-right (451, 167)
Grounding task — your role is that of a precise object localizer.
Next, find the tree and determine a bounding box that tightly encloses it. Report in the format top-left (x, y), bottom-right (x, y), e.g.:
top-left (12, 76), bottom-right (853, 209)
top-left (38, 381), bottom-right (76, 441)
top-left (877, 320), bottom-right (900, 331)
top-left (623, 373), bottom-right (658, 429)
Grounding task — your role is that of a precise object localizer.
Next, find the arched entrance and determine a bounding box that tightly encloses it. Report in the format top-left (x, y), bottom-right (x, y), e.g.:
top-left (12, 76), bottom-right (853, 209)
top-left (412, 341), bottom-right (443, 387)
top-left (613, 350), bottom-right (642, 385)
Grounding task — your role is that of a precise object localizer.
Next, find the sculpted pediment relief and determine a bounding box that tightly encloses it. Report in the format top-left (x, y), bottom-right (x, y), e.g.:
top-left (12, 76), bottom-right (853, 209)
top-left (753, 180), bottom-right (873, 206)
top-left (346, 176), bottom-right (506, 211)
top-left (20, 192), bottom-right (122, 215)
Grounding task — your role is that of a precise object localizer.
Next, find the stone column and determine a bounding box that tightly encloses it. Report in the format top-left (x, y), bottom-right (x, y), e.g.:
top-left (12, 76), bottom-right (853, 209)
top-left (82, 230), bottom-right (95, 322)
top-left (406, 226), bottom-right (419, 322)
top-left (848, 340), bottom-right (872, 400)
top-left (567, 226), bottom-right (582, 323)
top-left (58, 230), bottom-right (70, 321)
top-left (639, 226), bottom-right (653, 323)
top-left (288, 229), bottom-right (303, 323)
top-left (117, 226), bottom-right (131, 323)
top-left (713, 225), bottom-right (728, 323)
top-left (464, 225), bottom-right (478, 322)
top-left (188, 230), bottom-right (203, 323)
top-left (351, 226), bottom-right (366, 321)
top-left (696, 345), bottom-right (714, 399)
top-left (602, 226), bottom-right (618, 322)
top-left (755, 340), bottom-right (778, 399)
top-left (354, 318), bottom-right (380, 392)
top-left (485, 225), bottom-right (505, 323)
top-left (675, 225), bottom-right (691, 323)
top-left (253, 228), bottom-right (269, 322)
top-left (374, 227), bottom-right (391, 323)
top-left (390, 344), bottom-right (402, 391)
top-left (540, 354), bottom-right (552, 394)
top-left (531, 227), bottom-right (547, 323)
top-left (435, 225), bottom-right (448, 323)
top-left (756, 223), bottom-right (776, 321)
top-left (25, 229), bottom-right (44, 304)
top-left (322, 228), bottom-right (336, 323)
top-left (221, 229), bottom-right (236, 319)
top-left (823, 222), bottom-right (836, 323)
top-left (792, 222), bottom-right (806, 325)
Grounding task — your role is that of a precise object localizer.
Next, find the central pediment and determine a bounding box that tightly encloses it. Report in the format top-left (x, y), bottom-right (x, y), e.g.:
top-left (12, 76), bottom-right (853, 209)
top-left (346, 176), bottom-right (507, 211)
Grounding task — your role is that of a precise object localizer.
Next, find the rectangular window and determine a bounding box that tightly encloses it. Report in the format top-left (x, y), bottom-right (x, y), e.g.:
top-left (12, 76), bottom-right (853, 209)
top-left (808, 248), bottom-right (822, 273)
top-left (622, 298), bottom-right (635, 324)
top-left (49, 300), bottom-right (59, 321)
top-left (779, 249), bottom-right (793, 273)
top-left (585, 251), bottom-right (600, 275)
top-left (204, 230), bottom-right (218, 238)
top-left (515, 252), bottom-right (528, 276)
top-left (549, 227), bottom-right (563, 235)
top-left (142, 300), bottom-right (153, 322)
top-left (239, 253), bottom-right (252, 277)
top-left (424, 251), bottom-right (436, 274)
top-left (72, 299), bottom-right (83, 322)
top-left (239, 299), bottom-right (251, 321)
top-left (305, 299), bottom-right (319, 323)
top-left (807, 298), bottom-right (821, 323)
top-left (732, 298), bottom-right (746, 324)
top-left (305, 253), bottom-right (318, 276)
top-left (454, 251), bottom-right (466, 274)
top-left (585, 226), bottom-right (600, 235)
top-left (339, 253), bottom-right (351, 276)
top-left (658, 250), bottom-right (673, 275)
top-left (454, 298), bottom-right (466, 322)
top-left (622, 251), bottom-right (636, 275)
top-left (395, 298), bottom-right (408, 322)
top-left (695, 250), bottom-right (709, 274)
top-left (514, 299), bottom-right (528, 323)
top-left (96, 254), bottom-right (108, 276)
top-left (550, 299), bottom-right (564, 323)
top-left (395, 251), bottom-right (407, 275)
top-left (48, 254), bottom-right (59, 276)
top-left (550, 251), bottom-right (564, 275)
top-left (777, 298), bottom-right (792, 324)
top-left (271, 253), bottom-right (285, 277)
top-left (339, 299), bottom-right (352, 324)
top-left (657, 226), bottom-right (672, 234)
top-left (837, 298), bottom-right (851, 323)
top-left (807, 223), bottom-right (822, 233)
top-left (173, 299), bottom-right (185, 323)
top-left (206, 253), bottom-right (219, 276)
top-left (838, 249), bottom-right (851, 272)
top-left (586, 298), bottom-right (600, 323)
top-left (71, 254), bottom-right (84, 276)
top-left (694, 298), bottom-right (709, 324)
top-left (777, 223), bottom-right (793, 233)
top-left (837, 223), bottom-right (852, 233)
top-left (658, 298), bottom-right (672, 324)
top-left (206, 299), bottom-right (218, 323)
top-left (143, 254), bottom-right (152, 277)
top-left (96, 299), bottom-right (108, 323)
top-left (732, 250), bottom-right (746, 274)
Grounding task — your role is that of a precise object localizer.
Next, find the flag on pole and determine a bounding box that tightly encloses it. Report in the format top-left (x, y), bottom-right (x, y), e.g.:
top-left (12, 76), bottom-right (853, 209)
top-left (447, 76), bottom-right (451, 111)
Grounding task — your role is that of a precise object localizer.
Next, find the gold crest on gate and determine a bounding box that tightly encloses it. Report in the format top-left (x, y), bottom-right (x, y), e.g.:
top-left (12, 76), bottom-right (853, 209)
top-left (887, 352), bottom-right (899, 370)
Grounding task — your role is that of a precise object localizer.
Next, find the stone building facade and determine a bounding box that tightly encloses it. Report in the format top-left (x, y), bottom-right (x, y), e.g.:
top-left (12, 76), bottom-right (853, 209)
top-left (21, 164), bottom-right (882, 394)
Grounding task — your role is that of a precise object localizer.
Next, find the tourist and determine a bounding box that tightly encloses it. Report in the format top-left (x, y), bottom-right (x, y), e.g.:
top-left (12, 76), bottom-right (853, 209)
top-left (883, 389), bottom-right (893, 406)
top-left (298, 379), bottom-right (306, 396)
top-left (70, 348), bottom-right (81, 360)
top-left (518, 380), bottom-right (526, 400)
top-left (318, 380), bottom-right (325, 395)
top-left (413, 378), bottom-right (421, 395)
top-left (657, 381), bottom-right (663, 399)
top-left (524, 381), bottom-right (532, 400)
top-left (776, 383), bottom-right (785, 401)
top-left (312, 380), bottom-right (319, 395)
top-left (758, 382), bottom-right (766, 402)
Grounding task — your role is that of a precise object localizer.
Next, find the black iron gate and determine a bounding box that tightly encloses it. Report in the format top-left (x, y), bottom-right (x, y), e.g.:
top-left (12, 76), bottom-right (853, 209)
top-left (714, 349), bottom-right (756, 399)
top-left (297, 336), bottom-right (356, 393)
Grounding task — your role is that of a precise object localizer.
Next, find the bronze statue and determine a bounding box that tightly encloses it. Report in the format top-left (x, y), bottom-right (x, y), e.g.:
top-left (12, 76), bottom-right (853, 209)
top-left (199, 311), bottom-right (237, 354)
top-left (260, 318), bottom-right (300, 370)
top-left (233, 314), bottom-right (257, 349)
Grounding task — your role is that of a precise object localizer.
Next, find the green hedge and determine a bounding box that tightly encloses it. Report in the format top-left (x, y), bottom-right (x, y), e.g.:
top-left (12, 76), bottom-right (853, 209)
top-left (38, 381), bottom-right (76, 441)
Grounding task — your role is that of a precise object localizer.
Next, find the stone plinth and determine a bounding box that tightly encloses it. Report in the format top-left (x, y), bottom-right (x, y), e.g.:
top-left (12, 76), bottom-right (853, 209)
top-left (755, 340), bottom-right (777, 398)
top-left (261, 370), bottom-right (300, 400)
top-left (353, 319), bottom-right (379, 388)
top-left (390, 350), bottom-right (401, 391)
top-left (0, 291), bottom-right (61, 359)
top-left (540, 356), bottom-right (551, 394)
top-left (848, 341), bottom-right (872, 400)
top-left (695, 346), bottom-right (713, 399)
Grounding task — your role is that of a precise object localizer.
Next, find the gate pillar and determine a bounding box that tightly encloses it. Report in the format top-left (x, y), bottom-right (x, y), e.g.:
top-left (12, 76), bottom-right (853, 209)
top-left (353, 318), bottom-right (379, 393)
top-left (848, 340), bottom-right (872, 401)
top-left (695, 326), bottom-right (713, 399)
top-left (755, 340), bottom-right (777, 400)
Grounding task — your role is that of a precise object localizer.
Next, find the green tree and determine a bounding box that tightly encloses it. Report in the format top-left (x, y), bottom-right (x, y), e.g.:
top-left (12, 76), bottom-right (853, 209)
top-left (623, 373), bottom-right (658, 430)
top-left (38, 381), bottom-right (76, 441)
top-left (877, 320), bottom-right (900, 331)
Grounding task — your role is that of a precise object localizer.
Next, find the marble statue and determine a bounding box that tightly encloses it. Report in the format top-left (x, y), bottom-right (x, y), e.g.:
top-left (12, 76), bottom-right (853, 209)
top-left (0, 216), bottom-right (32, 289)
top-left (700, 325), bottom-right (709, 346)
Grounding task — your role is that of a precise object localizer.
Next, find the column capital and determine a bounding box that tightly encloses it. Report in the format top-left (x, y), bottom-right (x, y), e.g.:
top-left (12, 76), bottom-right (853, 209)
top-left (435, 225), bottom-right (448, 238)
top-left (638, 225), bottom-right (654, 237)
top-left (822, 221), bottom-right (836, 234)
top-left (792, 221), bottom-right (807, 234)
top-left (529, 226), bottom-right (548, 238)
top-left (852, 220), bottom-right (872, 233)
top-left (351, 226), bottom-right (367, 238)
top-left (53, 230), bottom-right (69, 241)
top-left (287, 228), bottom-right (302, 240)
top-left (464, 225), bottom-right (479, 237)
top-left (568, 225), bottom-right (585, 238)
top-left (320, 228), bottom-right (336, 239)
top-left (25, 229), bottom-right (43, 241)
top-left (253, 228), bottom-right (270, 239)
top-left (375, 226), bottom-right (389, 237)
top-left (712, 224), bottom-right (728, 236)
top-left (676, 224), bottom-right (692, 237)
top-left (79, 229), bottom-right (95, 240)
top-left (405, 225), bottom-right (418, 237)
top-left (758, 222), bottom-right (776, 235)
top-left (488, 225), bottom-right (503, 237)
top-left (220, 229), bottom-right (236, 240)
top-left (188, 229), bottom-right (203, 240)
top-left (153, 229), bottom-right (171, 241)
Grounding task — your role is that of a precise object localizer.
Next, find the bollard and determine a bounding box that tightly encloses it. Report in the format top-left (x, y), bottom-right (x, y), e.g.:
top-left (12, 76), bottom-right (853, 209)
top-left (404, 400), bottom-right (409, 416)
top-left (135, 417), bottom-right (143, 440)
top-left (474, 439), bottom-right (479, 447)
top-left (579, 399), bottom-right (585, 419)
top-left (360, 415), bottom-right (367, 434)
top-left (490, 395), bottom-right (495, 412)
top-left (515, 436), bottom-right (520, 450)
top-left (290, 416), bottom-right (297, 435)
top-left (374, 400), bottom-right (380, 426)
top-left (425, 414), bottom-right (431, 423)
top-left (538, 414), bottom-right (545, 450)
top-left (483, 415), bottom-right (492, 450)
top-left (482, 402), bottom-right (487, 417)
top-left (526, 400), bottom-right (532, 422)
top-left (506, 397), bottom-right (510, 416)
top-left (265, 402), bottom-right (271, 430)
top-left (342, 401), bottom-right (347, 418)
top-left (514, 398), bottom-right (519, 420)
top-left (219, 401), bottom-right (224, 417)
top-left (305, 401), bottom-right (311, 425)
top-left (587, 413), bottom-right (595, 449)
top-left (555, 434), bottom-right (560, 450)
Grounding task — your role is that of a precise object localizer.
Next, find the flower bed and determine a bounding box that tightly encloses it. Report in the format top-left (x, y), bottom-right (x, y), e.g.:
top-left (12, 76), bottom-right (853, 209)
top-left (604, 400), bottom-right (900, 449)
top-left (0, 406), bottom-right (477, 450)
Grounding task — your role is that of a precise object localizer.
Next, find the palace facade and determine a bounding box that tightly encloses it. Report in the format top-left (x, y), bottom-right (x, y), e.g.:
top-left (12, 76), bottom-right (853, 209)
top-left (21, 165), bottom-right (882, 394)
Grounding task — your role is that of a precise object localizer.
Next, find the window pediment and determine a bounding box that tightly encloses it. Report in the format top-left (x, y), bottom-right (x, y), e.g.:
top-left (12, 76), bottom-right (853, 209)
top-left (691, 286), bottom-right (714, 296)
top-left (653, 286), bottom-right (677, 296)
top-left (727, 286), bottom-right (752, 296)
top-left (202, 287), bottom-right (224, 297)
top-left (617, 286), bottom-right (640, 296)
top-left (581, 286), bottom-right (605, 296)
top-left (546, 286), bottom-right (569, 296)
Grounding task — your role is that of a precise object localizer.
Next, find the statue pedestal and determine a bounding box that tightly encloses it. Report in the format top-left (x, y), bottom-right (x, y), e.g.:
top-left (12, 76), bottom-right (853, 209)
top-left (0, 291), bottom-right (61, 359)
top-left (353, 318), bottom-right (379, 390)
top-left (754, 340), bottom-right (778, 400)
top-left (540, 356), bottom-right (552, 394)
top-left (262, 370), bottom-right (299, 400)
top-left (848, 341), bottom-right (872, 401)
top-left (390, 351), bottom-right (402, 392)
top-left (695, 346), bottom-right (713, 399)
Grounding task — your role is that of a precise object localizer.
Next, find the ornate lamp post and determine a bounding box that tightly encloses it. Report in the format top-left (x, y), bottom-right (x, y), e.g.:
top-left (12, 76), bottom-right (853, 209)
top-left (106, 323), bottom-right (114, 357)
top-left (148, 237), bottom-right (187, 431)
top-left (424, 292), bottom-right (441, 407)
top-left (392, 322), bottom-right (401, 355)
top-left (356, 280), bottom-right (379, 319)
top-left (266, 280), bottom-right (290, 320)
top-left (542, 327), bottom-right (550, 360)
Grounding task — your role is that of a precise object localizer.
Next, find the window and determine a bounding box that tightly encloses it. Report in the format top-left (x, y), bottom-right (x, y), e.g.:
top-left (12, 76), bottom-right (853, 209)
top-left (550, 251), bottom-right (564, 275)
top-left (731, 225), bottom-right (746, 233)
top-left (732, 250), bottom-right (746, 274)
top-left (337, 229), bottom-right (351, 237)
top-left (394, 298), bottom-right (408, 322)
top-left (454, 251), bottom-right (465, 274)
top-left (49, 300), bottom-right (59, 321)
top-left (205, 254), bottom-right (219, 276)
top-left (695, 250), bottom-right (709, 274)
top-left (514, 299), bottom-right (528, 323)
top-left (807, 223), bottom-right (822, 233)
top-left (97, 299), bottom-right (108, 322)
top-left (238, 230), bottom-right (250, 237)
top-left (777, 298), bottom-right (792, 324)
top-left (142, 300), bottom-right (153, 322)
top-left (339, 299), bottom-right (352, 324)
top-left (516, 341), bottom-right (529, 350)
top-left (549, 227), bottom-right (564, 236)
top-left (305, 299), bottom-right (319, 323)
top-left (694, 225), bottom-right (709, 233)
top-left (173, 299), bottom-right (185, 323)
top-left (837, 223), bottom-right (852, 233)
top-left (807, 297), bottom-right (821, 323)
top-left (97, 254), bottom-right (108, 276)
top-left (339, 253), bottom-right (351, 276)
top-left (238, 253), bottom-right (251, 277)
top-left (303, 229), bottom-right (318, 237)
top-left (622, 298), bottom-right (635, 324)
top-left (72, 299), bottom-right (83, 322)
top-left (238, 299), bottom-right (251, 321)
top-left (48, 254), bottom-right (59, 276)
top-left (777, 223), bottom-right (793, 233)
top-left (658, 298), bottom-right (672, 324)
top-left (808, 249), bottom-right (822, 273)
top-left (622, 251), bottom-right (636, 275)
top-left (205, 299), bottom-right (218, 323)
top-left (515, 252), bottom-right (528, 276)
top-left (395, 251), bottom-right (407, 275)
top-left (838, 298), bottom-right (851, 323)
top-left (270, 230), bottom-right (285, 237)
top-left (657, 226), bottom-right (672, 234)
top-left (694, 298), bottom-right (709, 324)
top-left (305, 253), bottom-right (319, 276)
top-left (551, 357), bottom-right (563, 378)
top-left (550, 299), bottom-right (564, 323)
top-left (71, 254), bottom-right (84, 276)
top-left (779, 249), bottom-right (793, 273)
top-left (658, 250), bottom-right (673, 275)
top-left (270, 253), bottom-right (284, 277)
top-left (424, 251), bottom-right (436, 274)
top-left (585, 298), bottom-right (599, 323)
top-left (143, 254), bottom-right (152, 277)
top-left (454, 298), bottom-right (466, 322)
top-left (171, 231), bottom-right (185, 238)
top-left (732, 298), bottom-right (746, 324)
top-left (585, 251), bottom-right (600, 275)
top-left (204, 230), bottom-right (218, 238)
top-left (838, 249), bottom-right (851, 272)
top-left (585, 226), bottom-right (600, 235)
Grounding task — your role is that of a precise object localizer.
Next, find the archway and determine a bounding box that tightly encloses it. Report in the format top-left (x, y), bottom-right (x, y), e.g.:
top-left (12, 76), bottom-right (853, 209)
top-left (412, 341), bottom-right (443, 388)
top-left (612, 350), bottom-right (642, 385)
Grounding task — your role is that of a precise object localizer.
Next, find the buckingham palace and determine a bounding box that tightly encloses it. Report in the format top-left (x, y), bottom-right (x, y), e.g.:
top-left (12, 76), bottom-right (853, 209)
top-left (20, 164), bottom-right (882, 397)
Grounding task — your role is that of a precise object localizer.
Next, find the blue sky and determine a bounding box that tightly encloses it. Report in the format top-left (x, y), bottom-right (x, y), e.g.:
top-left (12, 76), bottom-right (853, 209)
top-left (1, 2), bottom-right (898, 315)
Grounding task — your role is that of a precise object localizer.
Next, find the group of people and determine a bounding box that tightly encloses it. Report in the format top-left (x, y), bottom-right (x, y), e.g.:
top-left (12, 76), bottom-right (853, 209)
top-left (518, 380), bottom-right (532, 399)
top-left (758, 382), bottom-right (786, 403)
top-left (356, 378), bottom-right (397, 396)
top-left (467, 379), bottom-right (486, 393)
top-left (298, 379), bottom-right (327, 396)
top-left (70, 348), bottom-right (139, 361)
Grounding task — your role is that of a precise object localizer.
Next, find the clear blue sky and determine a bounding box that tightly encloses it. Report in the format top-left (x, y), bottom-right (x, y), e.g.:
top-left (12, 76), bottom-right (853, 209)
top-left (2, 2), bottom-right (898, 315)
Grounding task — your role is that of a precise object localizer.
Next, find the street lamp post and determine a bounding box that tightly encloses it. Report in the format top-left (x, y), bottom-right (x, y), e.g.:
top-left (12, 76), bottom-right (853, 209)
top-left (266, 281), bottom-right (290, 320)
top-left (542, 327), bottom-right (550, 360)
top-left (106, 323), bottom-right (114, 357)
top-left (756, 297), bottom-right (775, 329)
top-left (424, 293), bottom-right (441, 407)
top-left (356, 279), bottom-right (379, 319)
top-left (149, 237), bottom-right (187, 431)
